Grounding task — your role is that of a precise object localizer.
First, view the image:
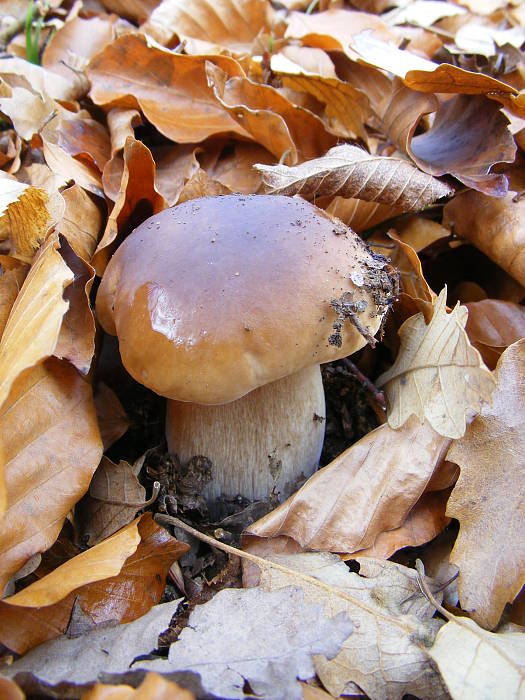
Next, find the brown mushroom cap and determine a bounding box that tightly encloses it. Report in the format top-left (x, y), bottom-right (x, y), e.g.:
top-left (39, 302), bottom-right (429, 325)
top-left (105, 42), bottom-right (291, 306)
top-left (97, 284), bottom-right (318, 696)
top-left (96, 194), bottom-right (393, 404)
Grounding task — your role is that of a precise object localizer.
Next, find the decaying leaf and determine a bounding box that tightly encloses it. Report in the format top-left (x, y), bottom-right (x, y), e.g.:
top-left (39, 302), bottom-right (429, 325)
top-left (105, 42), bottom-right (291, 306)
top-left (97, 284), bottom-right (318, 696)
top-left (429, 610), bottom-right (525, 699)
top-left (139, 586), bottom-right (353, 700)
top-left (246, 418), bottom-right (450, 553)
top-left (250, 553), bottom-right (447, 700)
top-left (376, 287), bottom-right (495, 438)
top-left (446, 339), bottom-right (525, 629)
top-left (465, 299), bottom-right (525, 369)
top-left (0, 358), bottom-right (102, 590)
top-left (93, 383), bottom-right (130, 451)
top-left (83, 674), bottom-right (196, 700)
top-left (57, 184), bottom-right (104, 263)
top-left (255, 144), bottom-right (454, 211)
top-left (2, 600), bottom-right (182, 695)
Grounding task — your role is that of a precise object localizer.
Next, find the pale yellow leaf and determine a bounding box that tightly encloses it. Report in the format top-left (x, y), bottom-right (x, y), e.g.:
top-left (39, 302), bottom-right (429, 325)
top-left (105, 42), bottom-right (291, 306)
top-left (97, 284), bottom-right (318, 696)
top-left (428, 615), bottom-right (525, 700)
top-left (255, 145), bottom-right (454, 212)
top-left (376, 287), bottom-right (495, 438)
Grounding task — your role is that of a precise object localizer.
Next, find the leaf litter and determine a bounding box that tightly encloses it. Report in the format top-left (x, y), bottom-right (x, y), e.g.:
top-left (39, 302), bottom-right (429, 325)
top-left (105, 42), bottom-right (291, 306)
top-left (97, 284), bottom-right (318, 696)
top-left (0, 0), bottom-right (524, 698)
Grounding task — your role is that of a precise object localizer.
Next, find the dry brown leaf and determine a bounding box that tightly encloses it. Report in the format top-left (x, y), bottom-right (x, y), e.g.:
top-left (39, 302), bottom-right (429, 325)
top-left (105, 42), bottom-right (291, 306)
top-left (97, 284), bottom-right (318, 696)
top-left (42, 15), bottom-right (117, 87)
top-left (428, 611), bottom-right (525, 699)
top-left (323, 196), bottom-right (402, 234)
top-left (94, 383), bottom-right (130, 451)
top-left (177, 168), bottom-right (232, 203)
top-left (247, 418), bottom-right (450, 553)
top-left (0, 358), bottom-right (102, 591)
top-left (376, 288), bottom-right (495, 438)
top-left (49, 115), bottom-right (111, 175)
top-left (446, 339), bottom-right (525, 629)
top-left (0, 678), bottom-right (24, 700)
top-left (382, 230), bottom-right (436, 303)
top-left (77, 457), bottom-right (147, 545)
top-left (42, 131), bottom-right (105, 198)
top-left (87, 34), bottom-right (248, 143)
top-left (92, 138), bottom-right (167, 276)
top-left (201, 142), bottom-right (274, 194)
top-left (0, 260), bottom-right (27, 337)
top-left (0, 130), bottom-right (21, 174)
top-left (3, 518), bottom-right (141, 607)
top-left (54, 237), bottom-right (96, 375)
top-left (99, 0), bottom-right (158, 22)
top-left (0, 82), bottom-right (55, 141)
top-left (271, 55), bottom-right (370, 142)
top-left (102, 109), bottom-right (143, 201)
top-left (277, 45), bottom-right (338, 79)
top-left (83, 674), bottom-right (196, 700)
top-left (443, 189), bottom-right (525, 287)
top-left (57, 185), bottom-right (104, 263)
top-left (0, 56), bottom-right (82, 102)
top-left (255, 144), bottom-right (453, 211)
top-left (465, 299), bottom-right (525, 369)
top-left (354, 489), bottom-right (451, 560)
top-left (142, 0), bottom-right (274, 54)
top-left (206, 62), bottom-right (335, 163)
top-left (382, 86), bottom-right (516, 196)
top-left (152, 144), bottom-right (201, 205)
top-left (0, 232), bottom-right (73, 410)
top-left (0, 515), bottom-right (188, 654)
top-left (0, 179), bottom-right (65, 262)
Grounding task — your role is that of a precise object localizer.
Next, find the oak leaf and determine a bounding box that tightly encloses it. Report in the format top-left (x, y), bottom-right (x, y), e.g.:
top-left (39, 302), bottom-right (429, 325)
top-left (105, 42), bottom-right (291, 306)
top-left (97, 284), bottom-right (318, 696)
top-left (446, 339), bottom-right (525, 629)
top-left (376, 287), bottom-right (495, 438)
top-left (255, 144), bottom-right (453, 211)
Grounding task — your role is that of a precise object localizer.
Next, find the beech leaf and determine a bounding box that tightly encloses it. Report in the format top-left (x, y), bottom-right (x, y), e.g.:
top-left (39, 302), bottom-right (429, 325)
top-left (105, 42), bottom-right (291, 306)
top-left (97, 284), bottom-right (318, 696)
top-left (255, 145), bottom-right (454, 212)
top-left (376, 287), bottom-right (496, 438)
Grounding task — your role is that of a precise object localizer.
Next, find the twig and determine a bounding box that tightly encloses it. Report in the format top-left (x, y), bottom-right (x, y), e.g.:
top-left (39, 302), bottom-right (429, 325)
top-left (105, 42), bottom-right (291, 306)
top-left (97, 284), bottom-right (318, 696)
top-left (341, 357), bottom-right (386, 410)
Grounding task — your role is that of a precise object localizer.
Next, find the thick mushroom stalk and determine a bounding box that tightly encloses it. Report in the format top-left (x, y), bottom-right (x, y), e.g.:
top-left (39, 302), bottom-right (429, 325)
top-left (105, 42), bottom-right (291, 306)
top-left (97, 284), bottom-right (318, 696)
top-left (166, 365), bottom-right (325, 502)
top-left (96, 195), bottom-right (396, 505)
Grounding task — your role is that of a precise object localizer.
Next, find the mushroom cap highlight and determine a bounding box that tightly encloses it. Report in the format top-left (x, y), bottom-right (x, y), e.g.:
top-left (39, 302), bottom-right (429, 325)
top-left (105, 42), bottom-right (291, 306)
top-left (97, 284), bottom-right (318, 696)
top-left (96, 194), bottom-right (393, 404)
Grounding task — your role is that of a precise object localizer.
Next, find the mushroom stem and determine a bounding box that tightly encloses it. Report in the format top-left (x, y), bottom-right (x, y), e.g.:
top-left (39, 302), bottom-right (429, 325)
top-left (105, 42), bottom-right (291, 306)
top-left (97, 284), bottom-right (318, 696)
top-left (166, 364), bottom-right (325, 503)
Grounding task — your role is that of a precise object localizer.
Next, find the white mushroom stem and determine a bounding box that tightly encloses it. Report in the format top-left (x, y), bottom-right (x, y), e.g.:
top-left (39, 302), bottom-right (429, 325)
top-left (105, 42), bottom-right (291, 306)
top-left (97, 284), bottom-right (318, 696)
top-left (165, 364), bottom-right (325, 503)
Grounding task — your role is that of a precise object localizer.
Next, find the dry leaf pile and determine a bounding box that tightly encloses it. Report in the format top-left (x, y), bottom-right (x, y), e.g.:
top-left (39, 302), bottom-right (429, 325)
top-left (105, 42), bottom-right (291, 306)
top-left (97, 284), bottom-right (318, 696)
top-left (0, 0), bottom-right (524, 698)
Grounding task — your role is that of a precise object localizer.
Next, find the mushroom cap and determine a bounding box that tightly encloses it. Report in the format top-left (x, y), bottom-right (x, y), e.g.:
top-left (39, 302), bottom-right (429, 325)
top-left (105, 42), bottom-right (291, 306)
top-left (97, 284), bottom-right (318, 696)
top-left (96, 194), bottom-right (394, 404)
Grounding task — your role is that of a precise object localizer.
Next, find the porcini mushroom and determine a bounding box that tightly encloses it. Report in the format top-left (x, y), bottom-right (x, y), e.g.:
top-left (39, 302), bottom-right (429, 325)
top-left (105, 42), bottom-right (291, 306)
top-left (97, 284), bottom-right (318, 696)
top-left (96, 195), bottom-right (395, 504)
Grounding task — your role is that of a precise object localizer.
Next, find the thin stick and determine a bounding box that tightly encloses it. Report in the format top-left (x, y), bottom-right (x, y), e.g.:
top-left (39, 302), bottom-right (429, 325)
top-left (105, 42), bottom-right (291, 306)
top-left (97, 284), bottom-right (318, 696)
top-left (341, 357), bottom-right (386, 409)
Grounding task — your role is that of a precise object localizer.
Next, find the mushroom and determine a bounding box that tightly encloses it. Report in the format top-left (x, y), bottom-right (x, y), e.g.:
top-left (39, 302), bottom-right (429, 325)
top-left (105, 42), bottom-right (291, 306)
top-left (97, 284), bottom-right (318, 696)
top-left (96, 195), bottom-right (396, 505)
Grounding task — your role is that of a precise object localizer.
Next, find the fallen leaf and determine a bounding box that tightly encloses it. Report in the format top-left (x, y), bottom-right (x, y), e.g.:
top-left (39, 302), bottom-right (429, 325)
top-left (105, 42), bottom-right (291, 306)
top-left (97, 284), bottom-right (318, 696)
top-left (176, 167), bottom-right (231, 203)
top-left (201, 142), bottom-right (273, 195)
top-left (50, 115), bottom-right (111, 175)
top-left (446, 339), bottom-right (525, 629)
top-left (384, 1), bottom-right (466, 28)
top-left (94, 383), bottom-right (130, 451)
top-left (0, 232), bottom-right (73, 409)
top-left (57, 184), bottom-right (104, 263)
top-left (92, 138), bottom-right (167, 276)
top-left (465, 299), bottom-right (525, 369)
top-left (0, 678), bottom-right (24, 700)
top-left (383, 86), bottom-right (516, 196)
top-left (0, 514), bottom-right (188, 654)
top-left (206, 62), bottom-right (335, 163)
top-left (443, 189), bottom-right (525, 286)
top-left (255, 144), bottom-right (454, 211)
top-left (151, 143), bottom-right (201, 205)
top-left (77, 457), bottom-right (147, 545)
top-left (0, 358), bottom-right (102, 590)
top-left (247, 418), bottom-right (450, 553)
top-left (98, 0), bottom-right (158, 22)
top-left (428, 611), bottom-right (525, 699)
top-left (87, 34), bottom-right (248, 143)
top-left (2, 600), bottom-right (182, 695)
top-left (0, 259), bottom-right (27, 338)
top-left (102, 108), bottom-right (143, 201)
top-left (0, 56), bottom-right (82, 101)
top-left (0, 83), bottom-right (55, 141)
top-left (323, 196), bottom-right (402, 234)
top-left (376, 287), bottom-right (495, 438)
top-left (138, 586), bottom-right (353, 700)
top-left (83, 674), bottom-right (196, 700)
top-left (142, 0), bottom-right (274, 53)
top-left (252, 553), bottom-right (447, 700)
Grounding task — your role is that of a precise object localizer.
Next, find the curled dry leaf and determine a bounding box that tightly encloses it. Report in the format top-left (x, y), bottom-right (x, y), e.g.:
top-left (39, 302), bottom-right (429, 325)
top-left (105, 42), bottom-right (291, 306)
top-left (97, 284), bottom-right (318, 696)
top-left (428, 612), bottom-right (525, 700)
top-left (83, 674), bottom-right (196, 700)
top-left (446, 339), bottom-right (525, 629)
top-left (77, 457), bottom-right (147, 545)
top-left (92, 138), bottom-right (167, 276)
top-left (443, 189), bottom-right (525, 287)
top-left (376, 288), bottom-right (495, 438)
top-left (177, 168), bottom-right (231, 203)
top-left (0, 514), bottom-right (189, 654)
top-left (102, 108), bottom-right (143, 201)
top-left (253, 553), bottom-right (447, 700)
top-left (255, 144), bottom-right (454, 211)
top-left (0, 82), bottom-right (55, 141)
top-left (201, 142), bottom-right (274, 195)
top-left (151, 144), bottom-right (201, 205)
top-left (0, 232), bottom-right (73, 410)
top-left (94, 383), bottom-right (129, 451)
top-left (142, 0), bottom-right (274, 54)
top-left (0, 56), bottom-right (82, 102)
top-left (465, 299), bottom-right (525, 369)
top-left (0, 358), bottom-right (102, 591)
top-left (57, 185), bottom-right (104, 263)
top-left (87, 34), bottom-right (248, 143)
top-left (382, 85), bottom-right (516, 196)
top-left (206, 62), bottom-right (335, 164)
top-left (0, 678), bottom-right (24, 700)
top-left (247, 417), bottom-right (450, 553)
top-left (323, 196), bottom-right (402, 234)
